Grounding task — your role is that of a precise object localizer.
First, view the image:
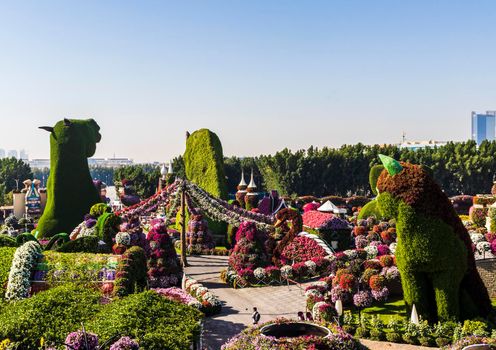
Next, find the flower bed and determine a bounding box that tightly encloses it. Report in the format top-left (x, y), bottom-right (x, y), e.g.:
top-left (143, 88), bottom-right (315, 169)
top-left (221, 318), bottom-right (362, 350)
top-left (184, 276), bottom-right (222, 316)
top-left (5, 241), bottom-right (42, 300)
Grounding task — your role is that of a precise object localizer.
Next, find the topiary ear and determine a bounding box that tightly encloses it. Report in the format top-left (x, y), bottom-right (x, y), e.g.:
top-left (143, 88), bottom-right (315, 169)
top-left (379, 154), bottom-right (403, 176)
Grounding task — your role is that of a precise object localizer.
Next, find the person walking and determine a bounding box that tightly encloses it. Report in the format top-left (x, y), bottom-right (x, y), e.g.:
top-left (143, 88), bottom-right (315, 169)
top-left (252, 307), bottom-right (261, 325)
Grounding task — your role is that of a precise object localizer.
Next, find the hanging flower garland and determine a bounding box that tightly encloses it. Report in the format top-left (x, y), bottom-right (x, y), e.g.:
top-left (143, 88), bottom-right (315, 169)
top-left (5, 241), bottom-right (43, 301)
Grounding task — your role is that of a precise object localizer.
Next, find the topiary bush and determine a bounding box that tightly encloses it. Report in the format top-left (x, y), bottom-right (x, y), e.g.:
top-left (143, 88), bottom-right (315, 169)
top-left (184, 128), bottom-right (228, 235)
top-left (36, 119), bottom-right (102, 237)
top-left (55, 235), bottom-right (100, 253)
top-left (0, 234), bottom-right (17, 247)
top-left (113, 246), bottom-right (147, 298)
top-left (357, 200), bottom-right (383, 220)
top-left (369, 164), bottom-right (385, 196)
top-left (0, 283), bottom-right (102, 349)
top-left (376, 156), bottom-right (492, 321)
top-left (87, 290), bottom-right (203, 349)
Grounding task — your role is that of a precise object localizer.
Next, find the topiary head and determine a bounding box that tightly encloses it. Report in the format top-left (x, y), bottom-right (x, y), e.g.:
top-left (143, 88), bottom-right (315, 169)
top-left (39, 118), bottom-right (101, 157)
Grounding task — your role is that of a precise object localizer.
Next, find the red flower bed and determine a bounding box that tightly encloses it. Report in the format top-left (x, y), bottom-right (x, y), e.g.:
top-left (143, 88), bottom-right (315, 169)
top-left (280, 236), bottom-right (327, 264)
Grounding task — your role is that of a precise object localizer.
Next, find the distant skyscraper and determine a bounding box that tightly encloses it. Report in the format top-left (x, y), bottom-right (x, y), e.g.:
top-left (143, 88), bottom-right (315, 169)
top-left (7, 150), bottom-right (18, 159)
top-left (0, 149), bottom-right (4, 159)
top-left (19, 149), bottom-right (28, 161)
top-left (472, 111), bottom-right (496, 145)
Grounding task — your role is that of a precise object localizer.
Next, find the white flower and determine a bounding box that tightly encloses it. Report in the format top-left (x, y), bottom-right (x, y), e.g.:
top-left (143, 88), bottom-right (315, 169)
top-left (280, 265), bottom-right (293, 278)
top-left (470, 233), bottom-right (485, 244)
top-left (5, 241), bottom-right (42, 301)
top-left (343, 250), bottom-right (358, 259)
top-left (254, 267), bottom-right (266, 279)
top-left (304, 260), bottom-right (317, 275)
top-left (364, 245), bottom-right (378, 259)
top-left (187, 300), bottom-right (202, 309)
top-left (389, 243), bottom-right (397, 255)
top-left (476, 241), bottom-right (491, 253)
top-left (305, 288), bottom-right (323, 298)
top-left (196, 286), bottom-right (208, 296)
top-left (312, 301), bottom-right (327, 321)
top-left (115, 232), bottom-right (131, 246)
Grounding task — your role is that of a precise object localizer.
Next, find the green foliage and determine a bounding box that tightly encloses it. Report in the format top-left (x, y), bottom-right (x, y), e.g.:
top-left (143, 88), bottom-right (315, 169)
top-left (95, 212), bottom-right (121, 248)
top-left (0, 234), bottom-right (17, 247)
top-left (357, 199), bottom-right (383, 220)
top-left (0, 283), bottom-right (102, 349)
top-left (36, 119), bottom-right (102, 237)
top-left (113, 164), bottom-right (160, 198)
top-left (0, 247), bottom-right (16, 298)
top-left (89, 203), bottom-right (111, 217)
top-left (0, 157), bottom-right (33, 194)
top-left (184, 129), bottom-right (227, 199)
top-left (461, 319), bottom-right (489, 337)
top-left (87, 291), bottom-right (203, 349)
top-left (113, 246), bottom-right (147, 298)
top-left (369, 164), bottom-right (385, 195)
top-left (55, 235), bottom-right (100, 253)
top-left (184, 129), bottom-right (228, 235)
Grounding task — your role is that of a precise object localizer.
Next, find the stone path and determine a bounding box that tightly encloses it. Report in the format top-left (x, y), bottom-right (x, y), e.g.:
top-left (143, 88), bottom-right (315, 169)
top-left (185, 255), bottom-right (308, 349)
top-left (185, 255), bottom-right (439, 350)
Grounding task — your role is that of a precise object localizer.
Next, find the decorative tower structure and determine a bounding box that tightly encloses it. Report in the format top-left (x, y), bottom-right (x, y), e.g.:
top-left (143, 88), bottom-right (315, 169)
top-left (235, 169), bottom-right (248, 208)
top-left (245, 169), bottom-right (259, 210)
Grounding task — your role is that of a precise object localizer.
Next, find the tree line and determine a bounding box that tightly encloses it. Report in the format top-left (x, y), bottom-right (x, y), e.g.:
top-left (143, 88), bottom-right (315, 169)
top-left (173, 140), bottom-right (496, 197)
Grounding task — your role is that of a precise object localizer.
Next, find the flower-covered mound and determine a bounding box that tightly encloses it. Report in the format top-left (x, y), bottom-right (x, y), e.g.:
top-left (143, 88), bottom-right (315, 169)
top-left (221, 318), bottom-right (362, 350)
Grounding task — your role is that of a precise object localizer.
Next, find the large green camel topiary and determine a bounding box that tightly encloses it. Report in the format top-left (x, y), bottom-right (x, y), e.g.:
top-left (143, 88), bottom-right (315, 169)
top-left (357, 164), bottom-right (384, 220)
top-left (184, 129), bottom-right (228, 235)
top-left (376, 154), bottom-right (492, 321)
top-left (36, 119), bottom-right (102, 237)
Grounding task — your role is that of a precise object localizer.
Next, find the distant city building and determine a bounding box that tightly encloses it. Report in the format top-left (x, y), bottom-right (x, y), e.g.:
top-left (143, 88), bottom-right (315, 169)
top-left (29, 159), bottom-right (50, 169)
top-left (399, 140), bottom-right (448, 151)
top-left (19, 149), bottom-right (28, 161)
top-left (7, 150), bottom-right (17, 159)
top-left (0, 149), bottom-right (4, 158)
top-left (472, 111), bottom-right (496, 145)
top-left (88, 157), bottom-right (134, 167)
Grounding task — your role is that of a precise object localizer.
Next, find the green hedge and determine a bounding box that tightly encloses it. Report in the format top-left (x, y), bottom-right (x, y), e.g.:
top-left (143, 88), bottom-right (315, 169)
top-left (0, 247), bottom-right (16, 299)
top-left (369, 165), bottom-right (385, 195)
top-left (0, 284), bottom-right (102, 348)
top-left (36, 119), bottom-right (102, 237)
top-left (87, 291), bottom-right (203, 349)
top-left (358, 200), bottom-right (383, 220)
top-left (184, 129), bottom-right (228, 235)
top-left (0, 235), bottom-right (17, 248)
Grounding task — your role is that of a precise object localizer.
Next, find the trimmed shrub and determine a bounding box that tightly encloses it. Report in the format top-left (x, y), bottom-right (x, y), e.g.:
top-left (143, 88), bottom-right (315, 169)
top-left (369, 164), bottom-right (385, 195)
top-left (36, 119), bottom-right (102, 237)
top-left (87, 291), bottom-right (203, 349)
top-left (184, 128), bottom-right (228, 235)
top-left (357, 200), bottom-right (382, 220)
top-left (113, 246), bottom-right (147, 298)
top-left (55, 235), bottom-right (100, 253)
top-left (0, 283), bottom-right (102, 349)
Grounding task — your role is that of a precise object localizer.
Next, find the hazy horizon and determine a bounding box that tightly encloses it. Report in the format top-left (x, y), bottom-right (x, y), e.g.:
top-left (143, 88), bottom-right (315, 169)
top-left (1, 1), bottom-right (495, 162)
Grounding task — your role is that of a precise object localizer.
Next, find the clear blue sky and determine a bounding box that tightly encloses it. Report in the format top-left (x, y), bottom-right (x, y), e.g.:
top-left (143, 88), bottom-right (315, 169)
top-left (0, 1), bottom-right (495, 162)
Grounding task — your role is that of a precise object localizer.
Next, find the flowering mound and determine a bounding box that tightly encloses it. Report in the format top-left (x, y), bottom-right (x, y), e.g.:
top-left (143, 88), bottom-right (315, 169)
top-left (146, 219), bottom-right (182, 288)
top-left (280, 236), bottom-right (327, 264)
top-left (186, 213), bottom-right (215, 254)
top-left (228, 221), bottom-right (269, 273)
top-left (303, 211), bottom-right (348, 230)
top-left (221, 318), bottom-right (362, 350)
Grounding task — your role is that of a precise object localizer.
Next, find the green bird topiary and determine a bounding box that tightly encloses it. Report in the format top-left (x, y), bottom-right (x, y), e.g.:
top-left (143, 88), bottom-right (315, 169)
top-left (357, 164), bottom-right (385, 220)
top-left (184, 129), bottom-right (228, 236)
top-left (36, 118), bottom-right (102, 237)
top-left (376, 154), bottom-right (492, 322)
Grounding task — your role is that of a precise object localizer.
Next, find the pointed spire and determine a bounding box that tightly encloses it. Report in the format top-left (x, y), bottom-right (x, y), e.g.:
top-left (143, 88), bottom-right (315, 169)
top-left (238, 169), bottom-right (247, 187)
top-left (248, 168), bottom-right (257, 189)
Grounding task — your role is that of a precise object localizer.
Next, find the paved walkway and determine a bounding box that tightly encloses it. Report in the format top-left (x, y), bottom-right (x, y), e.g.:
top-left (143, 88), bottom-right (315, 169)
top-left (185, 255), bottom-right (308, 349)
top-left (184, 255), bottom-right (438, 350)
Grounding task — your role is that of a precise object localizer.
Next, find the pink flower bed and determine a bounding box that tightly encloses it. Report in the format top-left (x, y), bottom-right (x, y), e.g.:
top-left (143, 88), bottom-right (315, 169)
top-left (302, 210), bottom-right (335, 229)
top-left (153, 287), bottom-right (197, 305)
top-left (281, 236), bottom-right (327, 264)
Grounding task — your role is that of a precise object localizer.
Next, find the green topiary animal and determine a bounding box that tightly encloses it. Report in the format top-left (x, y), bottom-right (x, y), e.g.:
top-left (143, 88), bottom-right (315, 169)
top-left (357, 164), bottom-right (385, 219)
top-left (36, 119), bottom-right (102, 237)
top-left (376, 154), bottom-right (492, 321)
top-left (184, 129), bottom-right (228, 235)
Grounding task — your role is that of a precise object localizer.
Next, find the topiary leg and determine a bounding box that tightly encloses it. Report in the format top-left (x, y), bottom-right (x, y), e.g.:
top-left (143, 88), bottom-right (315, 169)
top-left (430, 271), bottom-right (460, 321)
top-left (400, 268), bottom-right (432, 319)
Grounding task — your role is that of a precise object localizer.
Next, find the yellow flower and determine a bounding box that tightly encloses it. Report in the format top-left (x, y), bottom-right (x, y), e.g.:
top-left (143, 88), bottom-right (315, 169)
top-left (0, 339), bottom-right (12, 350)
